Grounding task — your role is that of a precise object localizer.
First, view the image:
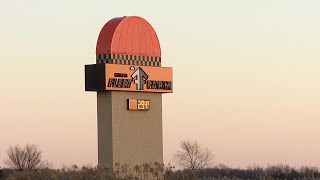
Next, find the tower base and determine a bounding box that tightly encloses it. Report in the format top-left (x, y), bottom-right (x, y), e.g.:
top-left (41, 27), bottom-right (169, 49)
top-left (97, 91), bottom-right (163, 168)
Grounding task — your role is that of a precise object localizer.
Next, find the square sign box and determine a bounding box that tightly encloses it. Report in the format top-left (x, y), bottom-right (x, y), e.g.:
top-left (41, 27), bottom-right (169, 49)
top-left (85, 64), bottom-right (173, 93)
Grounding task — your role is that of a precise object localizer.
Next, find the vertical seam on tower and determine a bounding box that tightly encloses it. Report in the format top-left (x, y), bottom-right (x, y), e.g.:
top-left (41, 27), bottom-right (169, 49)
top-left (125, 18), bottom-right (134, 56)
top-left (131, 19), bottom-right (136, 57)
top-left (138, 19), bottom-right (148, 57)
top-left (137, 17), bottom-right (141, 57)
top-left (142, 19), bottom-right (155, 58)
top-left (116, 18), bottom-right (129, 55)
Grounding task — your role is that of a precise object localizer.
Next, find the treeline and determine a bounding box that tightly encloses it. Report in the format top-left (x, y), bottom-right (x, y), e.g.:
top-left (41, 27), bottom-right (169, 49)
top-left (1, 163), bottom-right (320, 180)
top-left (2, 163), bottom-right (161, 180)
top-left (2, 144), bottom-right (320, 179)
top-left (166, 164), bottom-right (320, 180)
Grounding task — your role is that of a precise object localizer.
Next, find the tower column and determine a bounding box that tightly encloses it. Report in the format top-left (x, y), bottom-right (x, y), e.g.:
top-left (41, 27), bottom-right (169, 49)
top-left (85, 16), bottom-right (173, 169)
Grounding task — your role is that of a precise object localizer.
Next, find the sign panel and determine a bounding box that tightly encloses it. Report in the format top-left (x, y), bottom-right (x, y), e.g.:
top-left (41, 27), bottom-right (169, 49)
top-left (127, 99), bottom-right (150, 111)
top-left (105, 64), bottom-right (173, 93)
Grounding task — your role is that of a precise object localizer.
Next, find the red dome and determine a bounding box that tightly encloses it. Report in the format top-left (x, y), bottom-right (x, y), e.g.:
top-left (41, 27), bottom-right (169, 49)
top-left (96, 16), bottom-right (161, 57)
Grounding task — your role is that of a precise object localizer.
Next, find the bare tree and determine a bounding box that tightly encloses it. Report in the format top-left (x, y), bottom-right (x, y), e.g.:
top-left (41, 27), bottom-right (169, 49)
top-left (4, 144), bottom-right (43, 171)
top-left (174, 140), bottom-right (214, 171)
top-left (0, 167), bottom-right (3, 178)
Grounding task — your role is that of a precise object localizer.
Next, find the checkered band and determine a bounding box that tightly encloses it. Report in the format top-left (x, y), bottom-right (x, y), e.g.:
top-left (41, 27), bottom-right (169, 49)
top-left (96, 54), bottom-right (161, 67)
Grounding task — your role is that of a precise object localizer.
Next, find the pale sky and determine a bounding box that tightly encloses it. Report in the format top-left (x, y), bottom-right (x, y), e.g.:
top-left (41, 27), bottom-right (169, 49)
top-left (1, 0), bottom-right (320, 169)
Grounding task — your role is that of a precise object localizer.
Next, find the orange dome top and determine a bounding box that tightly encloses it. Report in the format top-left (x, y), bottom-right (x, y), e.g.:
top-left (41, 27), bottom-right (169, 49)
top-left (96, 16), bottom-right (161, 57)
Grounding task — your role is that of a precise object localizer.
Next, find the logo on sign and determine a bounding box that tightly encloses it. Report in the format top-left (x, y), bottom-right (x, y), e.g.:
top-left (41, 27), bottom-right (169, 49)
top-left (107, 66), bottom-right (172, 91)
top-left (131, 67), bottom-right (149, 90)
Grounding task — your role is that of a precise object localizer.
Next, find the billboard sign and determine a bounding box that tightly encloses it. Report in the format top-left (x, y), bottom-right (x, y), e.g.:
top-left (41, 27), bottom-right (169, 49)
top-left (85, 64), bottom-right (173, 93)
